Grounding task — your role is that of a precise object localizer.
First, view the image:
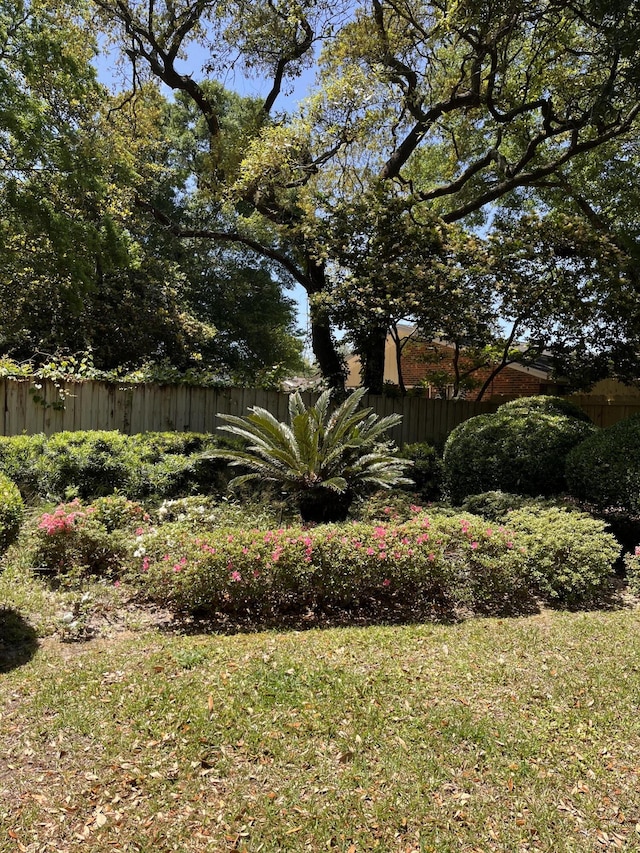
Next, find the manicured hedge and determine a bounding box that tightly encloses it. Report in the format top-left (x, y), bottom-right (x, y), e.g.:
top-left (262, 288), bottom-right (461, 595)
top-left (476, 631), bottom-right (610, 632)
top-left (566, 415), bottom-right (640, 513)
top-left (0, 430), bottom-right (234, 502)
top-left (497, 395), bottom-right (592, 423)
top-left (443, 410), bottom-right (595, 504)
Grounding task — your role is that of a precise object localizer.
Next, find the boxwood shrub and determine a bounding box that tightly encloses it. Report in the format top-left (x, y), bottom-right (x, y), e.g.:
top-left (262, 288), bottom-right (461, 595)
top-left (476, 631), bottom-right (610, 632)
top-left (0, 430), bottom-right (233, 502)
top-left (0, 473), bottom-right (24, 551)
top-left (565, 415), bottom-right (640, 552)
top-left (443, 410), bottom-right (595, 504)
top-left (566, 415), bottom-right (640, 513)
top-left (505, 506), bottom-right (619, 605)
top-left (497, 395), bottom-right (592, 423)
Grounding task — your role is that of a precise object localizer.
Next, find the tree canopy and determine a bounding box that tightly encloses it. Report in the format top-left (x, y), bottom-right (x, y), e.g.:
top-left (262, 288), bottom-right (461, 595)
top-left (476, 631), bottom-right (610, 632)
top-left (85, 0), bottom-right (640, 391)
top-left (3, 0), bottom-right (640, 390)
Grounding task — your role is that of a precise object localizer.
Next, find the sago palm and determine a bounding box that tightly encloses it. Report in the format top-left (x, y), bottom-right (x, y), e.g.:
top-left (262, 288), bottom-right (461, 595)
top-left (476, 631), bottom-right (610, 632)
top-left (210, 388), bottom-right (413, 522)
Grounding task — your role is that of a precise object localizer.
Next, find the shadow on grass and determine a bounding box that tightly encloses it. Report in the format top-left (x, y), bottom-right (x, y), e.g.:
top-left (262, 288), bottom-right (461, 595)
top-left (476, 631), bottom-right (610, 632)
top-left (157, 592), bottom-right (545, 638)
top-left (0, 608), bottom-right (39, 672)
top-left (148, 574), bottom-right (637, 638)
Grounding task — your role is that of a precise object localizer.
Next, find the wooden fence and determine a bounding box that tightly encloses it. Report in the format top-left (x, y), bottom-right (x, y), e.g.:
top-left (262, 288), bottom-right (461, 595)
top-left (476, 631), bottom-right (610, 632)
top-left (2, 379), bottom-right (638, 445)
top-left (0, 380), bottom-right (499, 446)
top-left (568, 396), bottom-right (640, 429)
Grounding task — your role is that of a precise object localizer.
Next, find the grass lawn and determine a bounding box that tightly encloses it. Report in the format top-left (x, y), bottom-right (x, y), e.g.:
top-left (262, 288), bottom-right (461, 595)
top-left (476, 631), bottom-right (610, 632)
top-left (3, 580), bottom-right (640, 852)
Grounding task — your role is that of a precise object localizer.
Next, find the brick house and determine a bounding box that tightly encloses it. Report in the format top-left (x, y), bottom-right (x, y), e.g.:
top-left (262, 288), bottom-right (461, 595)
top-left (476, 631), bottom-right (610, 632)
top-left (346, 326), bottom-right (568, 401)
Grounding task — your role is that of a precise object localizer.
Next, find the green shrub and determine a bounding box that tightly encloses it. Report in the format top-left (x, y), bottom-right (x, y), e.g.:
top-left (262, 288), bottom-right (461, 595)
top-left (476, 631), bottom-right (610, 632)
top-left (624, 546), bottom-right (640, 594)
top-left (34, 431), bottom-right (134, 499)
top-left (126, 510), bottom-right (533, 617)
top-left (460, 491), bottom-right (561, 522)
top-left (28, 496), bottom-right (150, 578)
top-left (443, 410), bottom-right (595, 504)
top-left (566, 415), bottom-right (640, 513)
top-left (399, 442), bottom-right (443, 501)
top-left (0, 434), bottom-right (46, 498)
top-left (0, 473), bottom-right (24, 551)
top-left (497, 395), bottom-right (592, 423)
top-left (565, 415), bottom-right (640, 552)
top-left (505, 507), bottom-right (619, 605)
top-left (0, 430), bottom-right (233, 502)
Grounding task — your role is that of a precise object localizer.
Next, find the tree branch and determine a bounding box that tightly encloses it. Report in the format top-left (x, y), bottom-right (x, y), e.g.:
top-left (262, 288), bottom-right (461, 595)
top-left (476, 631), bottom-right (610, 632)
top-left (135, 198), bottom-right (309, 289)
top-left (440, 104), bottom-right (640, 223)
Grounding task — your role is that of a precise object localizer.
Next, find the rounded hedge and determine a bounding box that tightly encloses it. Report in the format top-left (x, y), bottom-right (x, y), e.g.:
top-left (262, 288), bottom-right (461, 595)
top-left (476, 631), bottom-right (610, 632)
top-left (565, 414), bottom-right (640, 513)
top-left (506, 506), bottom-right (619, 605)
top-left (497, 395), bottom-right (592, 423)
top-left (443, 410), bottom-right (595, 504)
top-left (0, 473), bottom-right (24, 551)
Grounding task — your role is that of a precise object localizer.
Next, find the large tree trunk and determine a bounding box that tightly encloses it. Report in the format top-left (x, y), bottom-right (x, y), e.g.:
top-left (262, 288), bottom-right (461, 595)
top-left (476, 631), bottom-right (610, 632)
top-left (306, 255), bottom-right (345, 391)
top-left (359, 324), bottom-right (388, 395)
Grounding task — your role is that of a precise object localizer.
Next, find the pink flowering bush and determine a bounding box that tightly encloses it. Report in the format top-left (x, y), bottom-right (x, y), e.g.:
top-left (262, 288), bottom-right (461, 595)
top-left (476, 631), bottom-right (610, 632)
top-left (30, 496), bottom-right (150, 577)
top-left (127, 511), bottom-right (533, 617)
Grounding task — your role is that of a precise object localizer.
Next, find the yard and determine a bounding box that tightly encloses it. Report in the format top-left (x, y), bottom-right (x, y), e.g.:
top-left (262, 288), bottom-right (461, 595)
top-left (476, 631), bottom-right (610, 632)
top-left (2, 401), bottom-right (640, 852)
top-left (3, 584), bottom-right (640, 852)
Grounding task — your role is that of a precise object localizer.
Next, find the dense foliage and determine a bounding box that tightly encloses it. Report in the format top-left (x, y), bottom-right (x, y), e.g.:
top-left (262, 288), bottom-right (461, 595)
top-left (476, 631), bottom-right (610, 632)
top-left (0, 473), bottom-right (24, 551)
top-left (497, 396), bottom-right (592, 423)
top-left (127, 511), bottom-right (532, 617)
top-left (0, 430), bottom-right (232, 502)
top-left (443, 410), bottom-right (595, 504)
top-left (86, 0), bottom-right (640, 391)
top-left (566, 415), bottom-right (640, 513)
top-left (505, 507), bottom-right (619, 606)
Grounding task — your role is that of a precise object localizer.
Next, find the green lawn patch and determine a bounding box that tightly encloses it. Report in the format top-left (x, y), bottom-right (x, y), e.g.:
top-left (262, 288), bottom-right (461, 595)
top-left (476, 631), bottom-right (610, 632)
top-left (2, 605), bottom-right (640, 851)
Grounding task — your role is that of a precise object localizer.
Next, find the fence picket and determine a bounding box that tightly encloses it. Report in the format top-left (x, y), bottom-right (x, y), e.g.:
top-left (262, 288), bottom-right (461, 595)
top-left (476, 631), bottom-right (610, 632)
top-left (2, 379), bottom-right (639, 445)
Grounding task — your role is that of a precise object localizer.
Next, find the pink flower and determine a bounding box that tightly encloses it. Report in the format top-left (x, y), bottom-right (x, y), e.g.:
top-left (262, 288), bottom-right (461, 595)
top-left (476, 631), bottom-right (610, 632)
top-left (382, 578), bottom-right (391, 587)
top-left (378, 552), bottom-right (387, 560)
top-left (410, 505), bottom-right (422, 514)
top-left (230, 570), bottom-right (242, 582)
top-left (135, 527), bottom-right (145, 536)
top-left (142, 557), bottom-right (150, 571)
top-left (366, 547), bottom-right (376, 556)
top-left (635, 546), bottom-right (640, 557)
top-left (470, 541), bottom-right (479, 550)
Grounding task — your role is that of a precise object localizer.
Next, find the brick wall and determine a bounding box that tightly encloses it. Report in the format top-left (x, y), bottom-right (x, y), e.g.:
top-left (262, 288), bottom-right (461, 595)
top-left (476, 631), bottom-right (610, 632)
top-left (399, 340), bottom-right (562, 400)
